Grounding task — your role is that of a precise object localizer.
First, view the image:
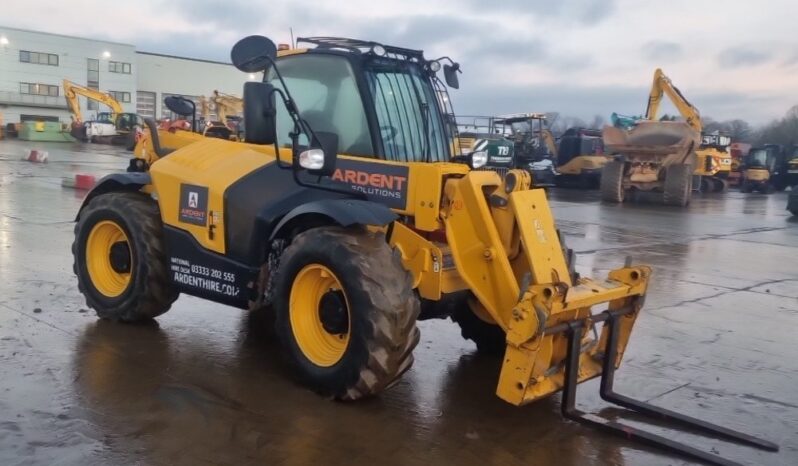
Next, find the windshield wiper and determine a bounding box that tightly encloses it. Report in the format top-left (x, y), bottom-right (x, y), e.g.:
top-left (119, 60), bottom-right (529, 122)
top-left (419, 102), bottom-right (431, 163)
top-left (406, 68), bottom-right (431, 162)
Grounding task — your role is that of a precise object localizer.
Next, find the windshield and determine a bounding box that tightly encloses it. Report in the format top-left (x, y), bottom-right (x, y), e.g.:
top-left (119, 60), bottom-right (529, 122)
top-left (96, 112), bottom-right (114, 123)
top-left (746, 149), bottom-right (770, 168)
top-left (269, 55), bottom-right (374, 156)
top-left (365, 58), bottom-right (449, 162)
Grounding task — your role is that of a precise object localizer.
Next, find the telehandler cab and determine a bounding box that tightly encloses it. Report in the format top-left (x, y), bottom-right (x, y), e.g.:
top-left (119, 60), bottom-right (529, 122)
top-left (74, 35), bottom-right (776, 465)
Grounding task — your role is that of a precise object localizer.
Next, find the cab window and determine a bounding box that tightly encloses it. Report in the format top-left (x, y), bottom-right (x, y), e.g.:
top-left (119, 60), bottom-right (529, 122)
top-left (269, 55), bottom-right (374, 156)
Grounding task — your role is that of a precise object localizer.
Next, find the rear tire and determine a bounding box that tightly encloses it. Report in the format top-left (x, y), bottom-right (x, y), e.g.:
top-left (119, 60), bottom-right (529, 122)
top-left (273, 227), bottom-right (420, 400)
top-left (600, 160), bottom-right (625, 203)
top-left (73, 192), bottom-right (178, 322)
top-left (741, 180), bottom-right (752, 193)
top-left (663, 164), bottom-right (693, 206)
top-left (451, 301), bottom-right (506, 356)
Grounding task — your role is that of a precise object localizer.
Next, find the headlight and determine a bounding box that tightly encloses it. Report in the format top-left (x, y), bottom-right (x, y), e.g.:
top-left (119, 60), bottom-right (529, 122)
top-left (299, 148), bottom-right (325, 170)
top-left (371, 45), bottom-right (386, 56)
top-left (471, 150), bottom-right (488, 169)
top-left (429, 60), bottom-right (441, 72)
top-left (722, 158), bottom-right (732, 165)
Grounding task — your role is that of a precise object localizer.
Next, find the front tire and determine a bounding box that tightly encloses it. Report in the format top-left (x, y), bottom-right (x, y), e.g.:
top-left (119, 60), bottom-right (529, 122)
top-left (73, 192), bottom-right (178, 322)
top-left (273, 227), bottom-right (420, 400)
top-left (601, 160), bottom-right (625, 203)
top-left (663, 164), bottom-right (693, 206)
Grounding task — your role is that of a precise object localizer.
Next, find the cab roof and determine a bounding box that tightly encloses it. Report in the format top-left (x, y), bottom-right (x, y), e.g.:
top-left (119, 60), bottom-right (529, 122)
top-left (296, 37), bottom-right (427, 62)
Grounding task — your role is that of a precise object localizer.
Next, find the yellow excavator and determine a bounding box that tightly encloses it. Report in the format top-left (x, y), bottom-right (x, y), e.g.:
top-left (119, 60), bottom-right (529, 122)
top-left (207, 90), bottom-right (244, 140)
top-left (643, 69), bottom-right (732, 192)
top-left (63, 79), bottom-right (141, 144)
top-left (112, 35), bottom-right (776, 464)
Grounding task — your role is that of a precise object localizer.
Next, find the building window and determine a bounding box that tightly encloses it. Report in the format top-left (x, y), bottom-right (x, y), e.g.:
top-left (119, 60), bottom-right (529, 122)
top-left (108, 91), bottom-right (131, 103)
top-left (109, 61), bottom-right (132, 74)
top-left (20, 82), bottom-right (59, 96)
top-left (87, 59), bottom-right (100, 110)
top-left (20, 50), bottom-right (59, 66)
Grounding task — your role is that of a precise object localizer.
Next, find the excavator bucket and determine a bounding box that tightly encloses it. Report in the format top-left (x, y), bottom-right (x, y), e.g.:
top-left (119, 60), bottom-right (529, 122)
top-left (603, 121), bottom-right (700, 163)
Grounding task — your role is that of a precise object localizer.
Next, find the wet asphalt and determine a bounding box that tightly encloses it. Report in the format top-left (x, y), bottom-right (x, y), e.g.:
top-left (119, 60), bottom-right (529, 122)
top-left (0, 139), bottom-right (796, 466)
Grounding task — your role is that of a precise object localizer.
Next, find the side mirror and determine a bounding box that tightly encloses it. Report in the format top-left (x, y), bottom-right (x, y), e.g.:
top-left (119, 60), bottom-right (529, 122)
top-left (231, 35), bottom-right (277, 73)
top-left (243, 81), bottom-right (277, 144)
top-left (164, 96), bottom-right (195, 117)
top-left (164, 95), bottom-right (197, 132)
top-left (444, 63), bottom-right (460, 89)
top-left (299, 131), bottom-right (338, 177)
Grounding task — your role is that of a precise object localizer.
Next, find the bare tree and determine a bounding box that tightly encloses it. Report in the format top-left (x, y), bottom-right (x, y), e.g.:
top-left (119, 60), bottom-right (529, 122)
top-left (755, 105), bottom-right (798, 146)
top-left (589, 114), bottom-right (606, 129)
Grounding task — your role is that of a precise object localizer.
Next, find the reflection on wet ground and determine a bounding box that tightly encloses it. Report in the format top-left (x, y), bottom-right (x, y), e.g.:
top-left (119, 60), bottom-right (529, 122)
top-left (1, 139), bottom-right (796, 465)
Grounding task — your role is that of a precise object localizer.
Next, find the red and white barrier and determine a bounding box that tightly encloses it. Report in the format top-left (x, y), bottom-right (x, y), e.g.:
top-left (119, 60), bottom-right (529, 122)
top-left (62, 174), bottom-right (96, 191)
top-left (23, 150), bottom-right (49, 163)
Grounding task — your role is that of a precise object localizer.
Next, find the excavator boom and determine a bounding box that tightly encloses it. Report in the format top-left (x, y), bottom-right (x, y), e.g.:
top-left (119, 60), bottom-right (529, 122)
top-left (62, 79), bottom-right (125, 124)
top-left (211, 90), bottom-right (243, 122)
top-left (645, 69), bottom-right (702, 132)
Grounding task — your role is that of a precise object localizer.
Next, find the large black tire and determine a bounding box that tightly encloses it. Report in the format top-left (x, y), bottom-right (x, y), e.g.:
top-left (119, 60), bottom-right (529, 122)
top-left (451, 301), bottom-right (506, 356)
top-left (451, 230), bottom-right (578, 356)
top-left (741, 179), bottom-right (753, 193)
top-left (273, 227), bottom-right (420, 400)
top-left (73, 192), bottom-right (178, 322)
top-left (600, 160), bottom-right (625, 203)
top-left (712, 177), bottom-right (728, 192)
top-left (663, 164), bottom-right (693, 206)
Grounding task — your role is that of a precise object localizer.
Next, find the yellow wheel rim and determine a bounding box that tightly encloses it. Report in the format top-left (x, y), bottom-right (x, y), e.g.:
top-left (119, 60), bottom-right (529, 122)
top-left (289, 264), bottom-right (351, 367)
top-left (85, 220), bottom-right (132, 298)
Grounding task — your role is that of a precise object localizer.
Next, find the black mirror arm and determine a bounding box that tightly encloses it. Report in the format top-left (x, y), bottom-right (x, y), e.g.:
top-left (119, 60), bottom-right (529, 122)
top-left (432, 56), bottom-right (461, 72)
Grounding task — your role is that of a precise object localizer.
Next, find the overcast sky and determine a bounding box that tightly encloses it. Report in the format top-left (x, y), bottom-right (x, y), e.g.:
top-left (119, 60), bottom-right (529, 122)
top-left (3, 0), bottom-right (797, 124)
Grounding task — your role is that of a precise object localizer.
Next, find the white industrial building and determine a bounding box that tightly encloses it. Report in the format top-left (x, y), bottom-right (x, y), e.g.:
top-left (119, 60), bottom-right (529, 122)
top-left (0, 25), bottom-right (249, 126)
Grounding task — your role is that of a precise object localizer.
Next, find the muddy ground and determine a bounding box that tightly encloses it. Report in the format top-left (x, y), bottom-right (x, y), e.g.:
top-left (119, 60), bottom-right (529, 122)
top-left (0, 139), bottom-right (796, 466)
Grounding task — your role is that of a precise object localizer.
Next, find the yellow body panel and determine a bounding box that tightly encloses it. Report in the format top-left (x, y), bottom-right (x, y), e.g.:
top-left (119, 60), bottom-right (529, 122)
top-left (556, 155), bottom-right (609, 175)
top-left (149, 138), bottom-right (276, 253)
top-left (695, 147), bottom-right (732, 177)
top-left (388, 222), bottom-right (468, 300)
top-left (745, 168), bottom-right (770, 182)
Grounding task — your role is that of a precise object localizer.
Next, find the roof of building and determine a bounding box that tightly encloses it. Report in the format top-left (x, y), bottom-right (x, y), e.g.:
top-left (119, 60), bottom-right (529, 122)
top-left (135, 51), bottom-right (231, 66)
top-left (0, 25), bottom-right (134, 47)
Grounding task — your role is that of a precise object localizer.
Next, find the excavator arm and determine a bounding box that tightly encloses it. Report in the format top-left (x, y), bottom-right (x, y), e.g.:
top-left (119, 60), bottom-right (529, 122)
top-left (211, 90), bottom-right (243, 122)
top-left (645, 69), bottom-right (702, 132)
top-left (62, 79), bottom-right (124, 124)
top-left (541, 128), bottom-right (558, 158)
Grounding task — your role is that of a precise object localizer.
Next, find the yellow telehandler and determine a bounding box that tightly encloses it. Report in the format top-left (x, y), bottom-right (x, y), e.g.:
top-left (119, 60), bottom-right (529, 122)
top-left (79, 35), bottom-right (776, 465)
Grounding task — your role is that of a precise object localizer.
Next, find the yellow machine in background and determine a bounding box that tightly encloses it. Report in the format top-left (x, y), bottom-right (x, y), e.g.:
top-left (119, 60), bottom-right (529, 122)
top-left (63, 79), bottom-right (141, 144)
top-left (644, 69), bottom-right (732, 192)
top-left (211, 90), bottom-right (244, 123)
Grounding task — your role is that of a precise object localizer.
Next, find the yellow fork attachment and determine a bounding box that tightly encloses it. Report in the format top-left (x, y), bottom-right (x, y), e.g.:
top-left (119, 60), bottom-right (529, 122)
top-left (442, 170), bottom-right (778, 466)
top-left (442, 170), bottom-right (648, 405)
